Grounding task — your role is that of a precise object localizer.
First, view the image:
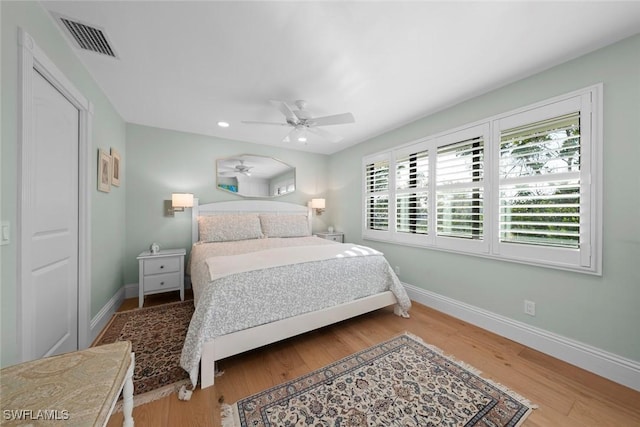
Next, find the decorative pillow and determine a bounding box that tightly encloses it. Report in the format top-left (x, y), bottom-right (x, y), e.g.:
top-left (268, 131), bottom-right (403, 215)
top-left (260, 214), bottom-right (310, 238)
top-left (198, 214), bottom-right (263, 242)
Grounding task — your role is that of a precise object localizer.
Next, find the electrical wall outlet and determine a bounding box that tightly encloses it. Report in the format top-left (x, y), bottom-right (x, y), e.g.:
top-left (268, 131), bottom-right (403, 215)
top-left (394, 265), bottom-right (400, 275)
top-left (524, 300), bottom-right (536, 316)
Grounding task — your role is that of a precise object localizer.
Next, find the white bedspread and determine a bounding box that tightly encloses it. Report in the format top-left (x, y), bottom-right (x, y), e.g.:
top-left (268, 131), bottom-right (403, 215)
top-left (205, 243), bottom-right (382, 281)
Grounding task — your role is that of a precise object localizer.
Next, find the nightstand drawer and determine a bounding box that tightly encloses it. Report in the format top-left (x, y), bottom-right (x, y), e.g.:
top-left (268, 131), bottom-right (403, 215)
top-left (326, 235), bottom-right (342, 242)
top-left (144, 272), bottom-right (181, 292)
top-left (144, 257), bottom-right (180, 275)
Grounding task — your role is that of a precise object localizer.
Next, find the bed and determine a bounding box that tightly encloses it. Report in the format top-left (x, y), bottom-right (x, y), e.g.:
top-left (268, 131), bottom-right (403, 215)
top-left (179, 199), bottom-right (411, 389)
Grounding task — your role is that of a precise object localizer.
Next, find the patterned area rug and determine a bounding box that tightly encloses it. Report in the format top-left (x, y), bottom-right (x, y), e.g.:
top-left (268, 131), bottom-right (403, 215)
top-left (93, 300), bottom-right (194, 407)
top-left (222, 333), bottom-right (535, 427)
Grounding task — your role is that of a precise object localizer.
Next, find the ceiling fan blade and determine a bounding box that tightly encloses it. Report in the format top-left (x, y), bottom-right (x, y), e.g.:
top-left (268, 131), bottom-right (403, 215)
top-left (309, 112), bottom-right (355, 127)
top-left (292, 100), bottom-right (311, 120)
top-left (270, 100), bottom-right (299, 124)
top-left (241, 120), bottom-right (288, 126)
top-left (307, 127), bottom-right (343, 143)
top-left (283, 127), bottom-right (306, 143)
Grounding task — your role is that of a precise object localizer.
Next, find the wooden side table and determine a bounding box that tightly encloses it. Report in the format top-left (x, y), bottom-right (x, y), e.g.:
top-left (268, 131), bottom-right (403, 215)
top-left (137, 248), bottom-right (186, 308)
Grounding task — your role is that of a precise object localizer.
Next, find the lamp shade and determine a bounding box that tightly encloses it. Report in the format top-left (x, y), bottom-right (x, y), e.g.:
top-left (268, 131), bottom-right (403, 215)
top-left (172, 193), bottom-right (194, 208)
top-left (310, 198), bottom-right (326, 209)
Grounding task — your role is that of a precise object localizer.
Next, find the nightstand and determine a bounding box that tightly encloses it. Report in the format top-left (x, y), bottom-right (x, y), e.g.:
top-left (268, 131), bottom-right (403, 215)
top-left (315, 232), bottom-right (344, 243)
top-left (137, 248), bottom-right (186, 308)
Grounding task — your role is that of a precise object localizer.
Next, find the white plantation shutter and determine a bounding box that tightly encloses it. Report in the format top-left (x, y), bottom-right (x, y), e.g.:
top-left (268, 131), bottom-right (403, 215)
top-left (498, 112), bottom-right (581, 248)
top-left (362, 86), bottom-right (600, 274)
top-left (436, 136), bottom-right (484, 240)
top-left (396, 149), bottom-right (429, 235)
top-left (364, 155), bottom-right (390, 234)
top-left (433, 123), bottom-right (490, 253)
top-left (493, 93), bottom-right (597, 272)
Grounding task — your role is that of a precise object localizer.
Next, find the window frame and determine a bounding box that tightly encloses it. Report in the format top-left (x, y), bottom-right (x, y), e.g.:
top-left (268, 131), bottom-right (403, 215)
top-left (361, 84), bottom-right (602, 275)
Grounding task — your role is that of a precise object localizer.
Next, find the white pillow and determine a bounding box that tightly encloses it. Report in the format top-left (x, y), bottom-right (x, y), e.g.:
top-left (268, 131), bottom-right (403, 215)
top-left (198, 214), bottom-right (263, 242)
top-left (260, 214), bottom-right (310, 238)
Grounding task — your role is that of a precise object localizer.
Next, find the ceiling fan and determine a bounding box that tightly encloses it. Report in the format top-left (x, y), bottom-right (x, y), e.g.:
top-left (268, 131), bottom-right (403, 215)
top-left (242, 100), bottom-right (355, 144)
top-left (218, 159), bottom-right (253, 177)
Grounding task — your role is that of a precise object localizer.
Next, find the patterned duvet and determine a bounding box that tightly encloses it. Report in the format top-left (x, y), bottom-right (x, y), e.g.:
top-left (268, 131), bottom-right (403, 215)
top-left (180, 236), bottom-right (411, 387)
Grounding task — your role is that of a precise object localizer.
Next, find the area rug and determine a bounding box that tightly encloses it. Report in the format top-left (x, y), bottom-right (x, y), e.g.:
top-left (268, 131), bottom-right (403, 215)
top-left (93, 300), bottom-right (194, 407)
top-left (222, 333), bottom-right (535, 427)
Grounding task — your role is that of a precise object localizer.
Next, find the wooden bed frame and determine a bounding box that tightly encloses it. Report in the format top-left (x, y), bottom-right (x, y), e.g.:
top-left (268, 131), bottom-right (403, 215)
top-left (191, 199), bottom-right (401, 389)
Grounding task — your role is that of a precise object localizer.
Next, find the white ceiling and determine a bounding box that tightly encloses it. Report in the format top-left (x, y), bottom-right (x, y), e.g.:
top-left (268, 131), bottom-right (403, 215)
top-left (43, 1), bottom-right (640, 155)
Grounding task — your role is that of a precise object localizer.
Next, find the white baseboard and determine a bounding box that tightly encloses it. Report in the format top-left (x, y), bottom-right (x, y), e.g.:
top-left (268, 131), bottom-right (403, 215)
top-left (403, 282), bottom-right (640, 392)
top-left (90, 287), bottom-right (125, 344)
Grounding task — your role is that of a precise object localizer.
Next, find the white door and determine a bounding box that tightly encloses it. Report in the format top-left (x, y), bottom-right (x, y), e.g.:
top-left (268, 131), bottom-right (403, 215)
top-left (27, 69), bottom-right (79, 359)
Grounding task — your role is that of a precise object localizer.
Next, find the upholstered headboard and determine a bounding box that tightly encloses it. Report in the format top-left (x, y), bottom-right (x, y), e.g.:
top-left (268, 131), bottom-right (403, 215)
top-left (191, 199), bottom-right (311, 246)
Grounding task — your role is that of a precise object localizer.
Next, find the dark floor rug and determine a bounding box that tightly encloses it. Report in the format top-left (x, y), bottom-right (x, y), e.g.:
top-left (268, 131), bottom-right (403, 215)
top-left (222, 333), bottom-right (535, 427)
top-left (94, 300), bottom-right (194, 406)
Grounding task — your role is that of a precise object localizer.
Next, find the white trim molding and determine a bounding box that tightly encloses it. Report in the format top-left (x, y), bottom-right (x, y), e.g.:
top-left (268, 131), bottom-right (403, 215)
top-left (404, 283), bottom-right (640, 392)
top-left (90, 287), bottom-right (125, 343)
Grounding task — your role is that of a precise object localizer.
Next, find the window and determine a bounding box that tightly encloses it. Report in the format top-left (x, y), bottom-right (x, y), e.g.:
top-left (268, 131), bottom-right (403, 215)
top-left (492, 94), bottom-right (596, 270)
top-left (433, 125), bottom-right (490, 253)
top-left (396, 147), bottom-right (429, 238)
top-left (498, 113), bottom-right (580, 248)
top-left (362, 85), bottom-right (601, 274)
top-left (364, 154), bottom-right (390, 234)
top-left (436, 138), bottom-right (484, 239)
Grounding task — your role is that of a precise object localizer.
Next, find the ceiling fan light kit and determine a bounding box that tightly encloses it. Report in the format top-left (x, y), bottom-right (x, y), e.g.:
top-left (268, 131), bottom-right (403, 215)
top-left (242, 100), bottom-right (355, 144)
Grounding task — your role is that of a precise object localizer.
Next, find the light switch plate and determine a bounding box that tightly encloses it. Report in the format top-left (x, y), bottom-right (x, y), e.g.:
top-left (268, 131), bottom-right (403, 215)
top-left (1, 221), bottom-right (10, 246)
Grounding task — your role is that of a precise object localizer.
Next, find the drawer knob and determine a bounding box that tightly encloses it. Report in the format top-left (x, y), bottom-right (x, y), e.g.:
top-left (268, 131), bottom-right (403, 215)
top-left (160, 265), bottom-right (164, 269)
top-left (160, 281), bottom-right (165, 285)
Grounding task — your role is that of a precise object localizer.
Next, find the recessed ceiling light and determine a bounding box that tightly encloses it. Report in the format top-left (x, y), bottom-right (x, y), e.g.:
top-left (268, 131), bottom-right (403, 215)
top-left (217, 121), bottom-right (230, 128)
top-left (298, 136), bottom-right (307, 142)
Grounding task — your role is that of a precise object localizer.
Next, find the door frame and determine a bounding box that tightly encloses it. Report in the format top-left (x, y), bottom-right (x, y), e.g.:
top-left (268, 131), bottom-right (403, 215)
top-left (17, 28), bottom-right (93, 360)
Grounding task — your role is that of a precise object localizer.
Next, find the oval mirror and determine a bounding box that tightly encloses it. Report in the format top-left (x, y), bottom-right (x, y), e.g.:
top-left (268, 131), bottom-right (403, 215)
top-left (216, 154), bottom-right (295, 198)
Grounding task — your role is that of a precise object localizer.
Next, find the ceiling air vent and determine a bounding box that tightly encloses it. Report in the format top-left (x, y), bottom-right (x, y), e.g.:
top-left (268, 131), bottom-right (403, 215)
top-left (52, 13), bottom-right (119, 59)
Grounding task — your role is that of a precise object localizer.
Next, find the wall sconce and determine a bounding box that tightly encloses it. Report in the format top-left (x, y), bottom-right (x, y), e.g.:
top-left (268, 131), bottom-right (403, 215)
top-left (166, 193), bottom-right (194, 216)
top-left (310, 198), bottom-right (326, 215)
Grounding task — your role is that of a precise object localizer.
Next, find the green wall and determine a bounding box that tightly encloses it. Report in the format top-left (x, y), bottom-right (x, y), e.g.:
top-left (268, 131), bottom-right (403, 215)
top-left (328, 34), bottom-right (640, 362)
top-left (123, 124), bottom-right (330, 284)
top-left (1, 1), bottom-right (127, 366)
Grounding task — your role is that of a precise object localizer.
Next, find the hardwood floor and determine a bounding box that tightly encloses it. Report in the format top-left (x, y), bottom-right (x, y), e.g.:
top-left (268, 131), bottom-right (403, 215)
top-left (107, 293), bottom-right (640, 426)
